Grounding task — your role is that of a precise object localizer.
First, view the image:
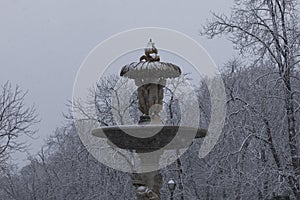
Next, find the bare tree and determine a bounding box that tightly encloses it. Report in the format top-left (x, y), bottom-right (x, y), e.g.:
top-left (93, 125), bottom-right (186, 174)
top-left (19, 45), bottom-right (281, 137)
top-left (0, 82), bottom-right (38, 165)
top-left (202, 0), bottom-right (300, 198)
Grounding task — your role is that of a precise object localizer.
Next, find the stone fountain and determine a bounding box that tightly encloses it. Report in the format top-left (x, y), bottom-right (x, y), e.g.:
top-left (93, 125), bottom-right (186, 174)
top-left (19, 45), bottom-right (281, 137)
top-left (92, 39), bottom-right (206, 199)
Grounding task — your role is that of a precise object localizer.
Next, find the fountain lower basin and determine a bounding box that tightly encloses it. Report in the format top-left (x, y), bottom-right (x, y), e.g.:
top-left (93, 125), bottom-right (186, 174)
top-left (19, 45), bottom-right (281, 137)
top-left (92, 125), bottom-right (206, 153)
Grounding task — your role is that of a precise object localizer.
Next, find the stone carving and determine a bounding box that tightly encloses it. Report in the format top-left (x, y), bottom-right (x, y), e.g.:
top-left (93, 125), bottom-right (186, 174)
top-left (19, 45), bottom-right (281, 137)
top-left (120, 39), bottom-right (181, 124)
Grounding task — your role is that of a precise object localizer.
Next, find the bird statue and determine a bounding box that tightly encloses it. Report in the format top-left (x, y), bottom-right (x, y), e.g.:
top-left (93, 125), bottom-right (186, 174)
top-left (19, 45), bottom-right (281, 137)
top-left (140, 39), bottom-right (160, 62)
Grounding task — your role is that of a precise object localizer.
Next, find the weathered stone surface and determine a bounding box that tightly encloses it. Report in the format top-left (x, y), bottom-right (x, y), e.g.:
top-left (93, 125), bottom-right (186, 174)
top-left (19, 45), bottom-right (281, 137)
top-left (92, 125), bottom-right (206, 153)
top-left (132, 171), bottom-right (162, 200)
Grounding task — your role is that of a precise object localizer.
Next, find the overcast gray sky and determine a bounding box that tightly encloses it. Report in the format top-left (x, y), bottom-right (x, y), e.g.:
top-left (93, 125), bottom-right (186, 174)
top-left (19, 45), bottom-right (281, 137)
top-left (0, 0), bottom-right (235, 166)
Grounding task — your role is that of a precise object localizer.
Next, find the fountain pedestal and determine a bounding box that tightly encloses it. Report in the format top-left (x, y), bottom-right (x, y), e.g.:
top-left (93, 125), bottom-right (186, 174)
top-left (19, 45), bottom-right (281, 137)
top-left (132, 154), bottom-right (162, 200)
